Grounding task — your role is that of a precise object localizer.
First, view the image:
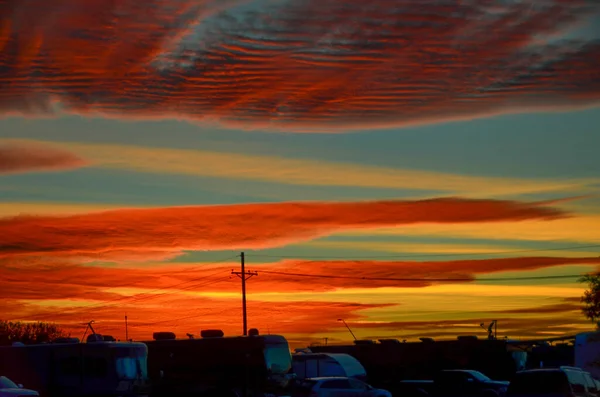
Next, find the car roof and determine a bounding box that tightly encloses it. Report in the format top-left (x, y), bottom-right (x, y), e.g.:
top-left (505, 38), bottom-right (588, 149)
top-left (519, 369), bottom-right (563, 372)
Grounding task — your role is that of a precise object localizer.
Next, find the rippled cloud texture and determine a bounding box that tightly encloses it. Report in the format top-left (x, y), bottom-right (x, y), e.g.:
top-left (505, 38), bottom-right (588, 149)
top-left (1, 0), bottom-right (599, 130)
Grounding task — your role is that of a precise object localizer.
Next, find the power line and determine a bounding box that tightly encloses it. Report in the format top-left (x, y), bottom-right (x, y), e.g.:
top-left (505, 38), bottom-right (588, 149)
top-left (248, 244), bottom-right (600, 260)
top-left (23, 275), bottom-right (230, 323)
top-left (17, 255), bottom-right (238, 322)
top-left (256, 269), bottom-right (589, 282)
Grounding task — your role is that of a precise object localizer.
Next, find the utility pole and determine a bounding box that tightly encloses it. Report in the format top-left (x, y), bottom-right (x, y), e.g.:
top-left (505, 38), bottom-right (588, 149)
top-left (125, 315), bottom-right (129, 341)
top-left (232, 252), bottom-right (258, 336)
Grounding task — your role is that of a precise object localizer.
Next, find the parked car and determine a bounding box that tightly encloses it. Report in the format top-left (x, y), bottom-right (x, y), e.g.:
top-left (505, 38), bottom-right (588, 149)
top-left (291, 377), bottom-right (392, 397)
top-left (398, 369), bottom-right (509, 397)
top-left (506, 366), bottom-right (598, 397)
top-left (0, 376), bottom-right (39, 397)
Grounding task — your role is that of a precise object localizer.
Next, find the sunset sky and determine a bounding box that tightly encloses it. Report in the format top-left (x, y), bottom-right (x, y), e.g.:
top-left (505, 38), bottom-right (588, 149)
top-left (1, 0), bottom-right (600, 348)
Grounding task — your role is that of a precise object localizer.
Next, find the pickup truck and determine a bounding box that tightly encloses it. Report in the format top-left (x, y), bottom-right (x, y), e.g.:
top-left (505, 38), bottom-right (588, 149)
top-left (396, 370), bottom-right (509, 397)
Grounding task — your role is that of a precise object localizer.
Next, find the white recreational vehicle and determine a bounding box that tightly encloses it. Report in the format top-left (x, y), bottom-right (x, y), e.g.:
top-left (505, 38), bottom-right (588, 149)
top-left (292, 350), bottom-right (367, 380)
top-left (575, 330), bottom-right (600, 379)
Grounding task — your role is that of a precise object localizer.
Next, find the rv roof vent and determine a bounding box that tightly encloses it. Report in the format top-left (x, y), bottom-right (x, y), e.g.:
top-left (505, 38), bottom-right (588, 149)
top-left (102, 335), bottom-right (116, 342)
top-left (87, 334), bottom-right (103, 343)
top-left (378, 339), bottom-right (400, 344)
top-left (55, 337), bottom-right (80, 344)
top-left (201, 329), bottom-right (224, 338)
top-left (457, 335), bottom-right (478, 342)
top-left (153, 332), bottom-right (176, 341)
top-left (354, 339), bottom-right (376, 345)
top-left (419, 337), bottom-right (435, 343)
top-left (248, 328), bottom-right (259, 336)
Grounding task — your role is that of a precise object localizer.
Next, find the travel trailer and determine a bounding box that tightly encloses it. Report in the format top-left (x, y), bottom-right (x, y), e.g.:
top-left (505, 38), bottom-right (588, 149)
top-left (0, 336), bottom-right (149, 397)
top-left (144, 329), bottom-right (293, 397)
top-left (292, 350), bottom-right (367, 380)
top-left (575, 331), bottom-right (600, 379)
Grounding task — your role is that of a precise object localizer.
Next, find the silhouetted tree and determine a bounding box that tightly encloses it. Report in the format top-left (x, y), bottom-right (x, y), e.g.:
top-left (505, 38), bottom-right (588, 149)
top-left (0, 320), bottom-right (70, 345)
top-left (579, 274), bottom-right (600, 327)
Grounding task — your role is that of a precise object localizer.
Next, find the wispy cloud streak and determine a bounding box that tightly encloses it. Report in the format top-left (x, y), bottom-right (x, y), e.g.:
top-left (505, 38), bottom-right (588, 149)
top-left (0, 0), bottom-right (599, 130)
top-left (0, 142), bottom-right (86, 174)
top-left (0, 198), bottom-right (566, 261)
top-left (1, 255), bottom-right (597, 300)
top-left (2, 138), bottom-right (596, 196)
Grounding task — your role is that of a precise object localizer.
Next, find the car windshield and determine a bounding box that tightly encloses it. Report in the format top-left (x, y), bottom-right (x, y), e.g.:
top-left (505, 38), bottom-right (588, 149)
top-left (470, 371), bottom-right (491, 382)
top-left (0, 376), bottom-right (19, 389)
top-left (116, 356), bottom-right (148, 379)
top-left (112, 345), bottom-right (149, 380)
top-left (264, 342), bottom-right (292, 374)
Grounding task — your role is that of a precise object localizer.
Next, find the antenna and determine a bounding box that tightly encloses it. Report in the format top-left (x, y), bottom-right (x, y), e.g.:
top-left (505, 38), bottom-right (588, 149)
top-left (480, 320), bottom-right (496, 340)
top-left (81, 320), bottom-right (96, 341)
top-left (338, 318), bottom-right (357, 340)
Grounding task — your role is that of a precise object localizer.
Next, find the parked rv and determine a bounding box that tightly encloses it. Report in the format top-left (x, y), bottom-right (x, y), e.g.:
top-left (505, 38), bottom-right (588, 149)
top-left (575, 331), bottom-right (600, 380)
top-left (144, 329), bottom-right (293, 397)
top-left (292, 351), bottom-right (367, 381)
top-left (0, 337), bottom-right (149, 397)
top-left (310, 337), bottom-right (517, 389)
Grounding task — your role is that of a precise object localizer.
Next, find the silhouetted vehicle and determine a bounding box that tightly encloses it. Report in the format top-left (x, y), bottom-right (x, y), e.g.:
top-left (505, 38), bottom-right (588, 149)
top-left (144, 329), bottom-right (293, 397)
top-left (290, 377), bottom-right (391, 397)
top-left (310, 337), bottom-right (517, 394)
top-left (0, 376), bottom-right (39, 397)
top-left (0, 338), bottom-right (149, 397)
top-left (507, 366), bottom-right (598, 397)
top-left (398, 370), bottom-right (509, 397)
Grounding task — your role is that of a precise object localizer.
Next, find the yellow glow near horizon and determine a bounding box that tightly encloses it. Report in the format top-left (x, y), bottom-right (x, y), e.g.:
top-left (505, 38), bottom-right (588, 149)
top-left (340, 216), bottom-right (600, 243)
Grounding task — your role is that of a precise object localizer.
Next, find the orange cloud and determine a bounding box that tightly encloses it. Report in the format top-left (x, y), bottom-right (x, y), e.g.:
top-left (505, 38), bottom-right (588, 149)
top-left (0, 142), bottom-right (86, 174)
top-left (0, 198), bottom-right (566, 261)
top-left (2, 256), bottom-right (597, 303)
top-left (252, 256), bottom-right (600, 290)
top-left (0, 0), bottom-right (599, 130)
top-left (3, 297), bottom-right (390, 343)
top-left (5, 294), bottom-right (590, 345)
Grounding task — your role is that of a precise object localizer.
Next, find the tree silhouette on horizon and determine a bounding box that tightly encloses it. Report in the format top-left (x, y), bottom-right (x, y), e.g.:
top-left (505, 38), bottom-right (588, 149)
top-left (0, 320), bottom-right (70, 345)
top-left (580, 274), bottom-right (600, 328)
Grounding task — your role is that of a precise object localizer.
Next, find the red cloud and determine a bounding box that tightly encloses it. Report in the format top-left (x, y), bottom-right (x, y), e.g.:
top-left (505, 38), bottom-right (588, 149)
top-left (0, 198), bottom-right (566, 261)
top-left (0, 0), bottom-right (599, 130)
top-left (252, 256), bottom-right (600, 290)
top-left (0, 143), bottom-right (86, 174)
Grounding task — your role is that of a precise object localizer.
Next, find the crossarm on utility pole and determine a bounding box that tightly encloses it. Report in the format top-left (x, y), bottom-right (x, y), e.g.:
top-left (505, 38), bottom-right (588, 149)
top-left (231, 252), bottom-right (258, 336)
